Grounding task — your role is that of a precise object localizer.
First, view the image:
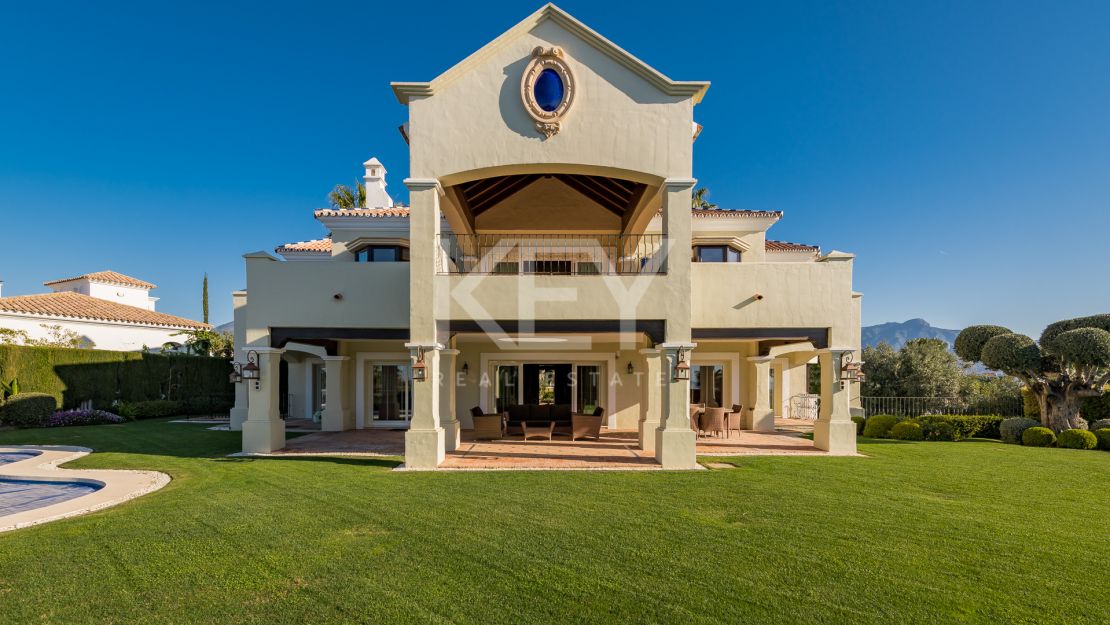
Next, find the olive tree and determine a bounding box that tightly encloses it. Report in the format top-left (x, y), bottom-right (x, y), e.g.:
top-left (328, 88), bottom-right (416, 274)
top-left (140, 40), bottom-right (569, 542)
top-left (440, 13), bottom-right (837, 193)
top-left (955, 315), bottom-right (1110, 431)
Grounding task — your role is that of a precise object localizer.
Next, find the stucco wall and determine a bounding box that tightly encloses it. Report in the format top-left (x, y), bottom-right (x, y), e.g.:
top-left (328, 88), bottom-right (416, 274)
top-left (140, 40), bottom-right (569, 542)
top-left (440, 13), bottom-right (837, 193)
top-left (0, 313), bottom-right (189, 351)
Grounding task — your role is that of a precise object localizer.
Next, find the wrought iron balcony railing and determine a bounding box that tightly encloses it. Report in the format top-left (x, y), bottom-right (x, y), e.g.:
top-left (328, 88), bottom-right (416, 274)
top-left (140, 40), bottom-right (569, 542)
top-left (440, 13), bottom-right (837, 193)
top-left (437, 234), bottom-right (667, 275)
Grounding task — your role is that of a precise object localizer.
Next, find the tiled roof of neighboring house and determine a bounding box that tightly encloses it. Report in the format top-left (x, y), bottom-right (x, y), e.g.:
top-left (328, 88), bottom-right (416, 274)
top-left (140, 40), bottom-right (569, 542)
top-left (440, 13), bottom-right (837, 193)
top-left (691, 208), bottom-right (783, 218)
top-left (0, 292), bottom-right (208, 329)
top-left (275, 238), bottom-right (332, 254)
top-left (43, 271), bottom-right (157, 290)
top-left (766, 239), bottom-right (820, 253)
top-left (313, 207), bottom-right (412, 218)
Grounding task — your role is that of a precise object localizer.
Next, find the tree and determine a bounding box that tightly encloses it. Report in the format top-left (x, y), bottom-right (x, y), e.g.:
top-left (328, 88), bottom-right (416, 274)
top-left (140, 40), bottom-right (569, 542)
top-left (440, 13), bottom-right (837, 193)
top-left (861, 338), bottom-right (961, 398)
top-left (23, 324), bottom-right (95, 349)
top-left (202, 273), bottom-right (209, 325)
top-left (328, 180), bottom-right (366, 209)
top-left (955, 315), bottom-right (1110, 431)
top-left (0, 327), bottom-right (29, 345)
top-left (861, 342), bottom-right (900, 396)
top-left (175, 328), bottom-right (234, 358)
top-left (691, 187), bottom-right (717, 209)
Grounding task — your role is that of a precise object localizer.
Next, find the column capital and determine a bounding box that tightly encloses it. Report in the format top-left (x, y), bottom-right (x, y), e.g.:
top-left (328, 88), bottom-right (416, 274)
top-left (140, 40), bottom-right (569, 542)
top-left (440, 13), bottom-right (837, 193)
top-left (404, 178), bottom-right (444, 195)
top-left (662, 178), bottom-right (698, 191)
top-left (658, 342), bottom-right (696, 350)
top-left (320, 355), bottom-right (349, 362)
top-left (747, 355), bottom-right (775, 364)
top-left (404, 342), bottom-right (446, 350)
top-left (638, 348), bottom-right (662, 356)
top-left (441, 349), bottom-right (461, 356)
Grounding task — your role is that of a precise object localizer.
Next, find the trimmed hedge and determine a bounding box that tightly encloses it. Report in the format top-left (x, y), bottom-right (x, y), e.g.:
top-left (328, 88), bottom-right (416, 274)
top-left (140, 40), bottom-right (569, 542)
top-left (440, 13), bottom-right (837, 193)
top-left (1023, 427), bottom-right (1056, 447)
top-left (863, 414), bottom-right (899, 438)
top-left (1095, 428), bottom-right (1110, 451)
top-left (1001, 417), bottom-right (1041, 444)
top-left (0, 344), bottom-right (232, 410)
top-left (0, 392), bottom-right (58, 427)
top-left (912, 415), bottom-right (1003, 441)
top-left (891, 421), bottom-right (924, 441)
top-left (128, 400), bottom-right (185, 419)
top-left (851, 415), bottom-right (867, 434)
top-left (1057, 429), bottom-right (1098, 450)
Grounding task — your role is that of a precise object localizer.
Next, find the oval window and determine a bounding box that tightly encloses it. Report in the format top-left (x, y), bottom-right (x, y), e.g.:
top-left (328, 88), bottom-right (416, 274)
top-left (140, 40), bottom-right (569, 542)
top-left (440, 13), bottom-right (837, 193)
top-left (533, 68), bottom-right (564, 112)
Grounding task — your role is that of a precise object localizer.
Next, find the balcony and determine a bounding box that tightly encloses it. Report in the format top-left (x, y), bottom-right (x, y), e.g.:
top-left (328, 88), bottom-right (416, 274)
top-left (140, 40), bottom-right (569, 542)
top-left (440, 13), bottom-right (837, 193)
top-left (437, 234), bottom-right (666, 275)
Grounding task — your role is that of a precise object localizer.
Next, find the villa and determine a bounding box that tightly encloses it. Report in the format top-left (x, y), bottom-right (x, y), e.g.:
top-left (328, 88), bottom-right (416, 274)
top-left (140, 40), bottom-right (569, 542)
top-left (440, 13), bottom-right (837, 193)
top-left (230, 3), bottom-right (862, 469)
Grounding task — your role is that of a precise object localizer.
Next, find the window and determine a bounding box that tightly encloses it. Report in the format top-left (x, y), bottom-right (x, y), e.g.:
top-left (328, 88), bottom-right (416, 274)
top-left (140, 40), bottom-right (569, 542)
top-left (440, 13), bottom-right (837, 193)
top-left (354, 245), bottom-right (409, 262)
top-left (695, 245), bottom-right (741, 263)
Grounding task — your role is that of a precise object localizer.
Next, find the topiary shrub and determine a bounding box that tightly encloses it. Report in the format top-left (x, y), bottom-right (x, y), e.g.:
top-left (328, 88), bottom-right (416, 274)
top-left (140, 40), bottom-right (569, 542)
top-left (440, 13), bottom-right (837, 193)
top-left (922, 421), bottom-right (957, 441)
top-left (131, 399), bottom-right (185, 419)
top-left (0, 392), bottom-right (58, 427)
top-left (1094, 428), bottom-right (1110, 451)
top-left (1089, 418), bottom-right (1110, 432)
top-left (1000, 417), bottom-right (1041, 444)
top-left (862, 414), bottom-right (899, 438)
top-left (1022, 426), bottom-right (1056, 447)
top-left (851, 415), bottom-right (867, 434)
top-left (1057, 429), bottom-right (1098, 450)
top-left (890, 420), bottom-right (924, 441)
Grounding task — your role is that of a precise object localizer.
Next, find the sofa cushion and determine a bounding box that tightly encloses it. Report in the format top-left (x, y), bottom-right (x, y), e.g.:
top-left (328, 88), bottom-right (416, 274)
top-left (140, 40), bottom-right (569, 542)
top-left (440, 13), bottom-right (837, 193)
top-left (507, 405), bottom-right (530, 424)
top-left (550, 404), bottom-right (572, 424)
top-left (531, 404), bottom-right (552, 421)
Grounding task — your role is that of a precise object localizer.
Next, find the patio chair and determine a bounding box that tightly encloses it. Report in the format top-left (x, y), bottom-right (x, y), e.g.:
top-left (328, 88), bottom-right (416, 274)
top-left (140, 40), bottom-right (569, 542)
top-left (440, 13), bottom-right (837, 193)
top-left (701, 407), bottom-right (728, 438)
top-left (727, 404), bottom-right (744, 438)
top-left (571, 407), bottom-right (604, 441)
top-left (472, 414), bottom-right (506, 440)
top-left (689, 404), bottom-right (703, 434)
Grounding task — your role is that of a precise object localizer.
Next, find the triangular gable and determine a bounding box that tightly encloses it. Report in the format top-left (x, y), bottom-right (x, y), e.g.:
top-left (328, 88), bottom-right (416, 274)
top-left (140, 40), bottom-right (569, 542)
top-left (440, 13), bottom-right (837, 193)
top-left (391, 3), bottom-right (710, 105)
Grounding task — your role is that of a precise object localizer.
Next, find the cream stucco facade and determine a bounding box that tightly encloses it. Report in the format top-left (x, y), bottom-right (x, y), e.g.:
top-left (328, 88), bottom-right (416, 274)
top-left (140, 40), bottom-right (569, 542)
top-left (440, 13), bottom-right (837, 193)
top-left (233, 4), bottom-right (861, 467)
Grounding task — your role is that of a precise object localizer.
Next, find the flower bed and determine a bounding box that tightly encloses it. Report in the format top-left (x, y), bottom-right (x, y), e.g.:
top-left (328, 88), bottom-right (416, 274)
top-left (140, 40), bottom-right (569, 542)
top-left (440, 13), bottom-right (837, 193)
top-left (46, 409), bottom-right (126, 428)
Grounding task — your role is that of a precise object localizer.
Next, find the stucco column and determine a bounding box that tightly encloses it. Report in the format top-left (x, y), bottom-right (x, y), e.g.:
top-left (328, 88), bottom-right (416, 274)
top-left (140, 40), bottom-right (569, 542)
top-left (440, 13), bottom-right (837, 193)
top-left (439, 348), bottom-right (461, 452)
top-left (771, 358), bottom-right (788, 419)
top-left (747, 356), bottom-right (775, 432)
top-left (656, 343), bottom-right (697, 469)
top-left (814, 349), bottom-right (857, 454)
top-left (638, 348), bottom-right (662, 452)
top-left (228, 290), bottom-right (249, 431)
top-left (320, 356), bottom-right (350, 432)
top-left (404, 178), bottom-right (446, 469)
top-left (242, 348), bottom-right (285, 454)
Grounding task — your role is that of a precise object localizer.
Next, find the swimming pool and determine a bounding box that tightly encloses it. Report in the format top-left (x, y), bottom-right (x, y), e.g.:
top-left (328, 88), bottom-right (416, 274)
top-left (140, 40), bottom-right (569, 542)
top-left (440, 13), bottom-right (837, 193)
top-left (0, 451), bottom-right (42, 465)
top-left (0, 478), bottom-right (103, 516)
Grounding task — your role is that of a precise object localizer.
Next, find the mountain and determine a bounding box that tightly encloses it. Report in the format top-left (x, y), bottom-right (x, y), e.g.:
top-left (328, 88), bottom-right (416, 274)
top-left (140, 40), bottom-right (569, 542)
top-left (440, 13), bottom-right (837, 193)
top-left (214, 321), bottom-right (234, 334)
top-left (862, 318), bottom-right (960, 351)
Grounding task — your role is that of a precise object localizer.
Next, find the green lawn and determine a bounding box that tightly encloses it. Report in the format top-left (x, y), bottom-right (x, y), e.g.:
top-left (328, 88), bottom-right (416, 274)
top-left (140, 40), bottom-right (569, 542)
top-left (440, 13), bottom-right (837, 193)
top-left (1, 420), bottom-right (1107, 625)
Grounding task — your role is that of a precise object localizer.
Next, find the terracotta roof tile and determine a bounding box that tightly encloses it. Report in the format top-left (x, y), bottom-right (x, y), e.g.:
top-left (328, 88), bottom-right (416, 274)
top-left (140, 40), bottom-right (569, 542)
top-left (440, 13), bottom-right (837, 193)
top-left (691, 208), bottom-right (783, 218)
top-left (43, 271), bottom-right (157, 289)
top-left (0, 292), bottom-right (208, 329)
top-left (275, 238), bottom-right (332, 254)
top-left (766, 239), bottom-right (820, 253)
top-left (313, 207), bottom-right (411, 218)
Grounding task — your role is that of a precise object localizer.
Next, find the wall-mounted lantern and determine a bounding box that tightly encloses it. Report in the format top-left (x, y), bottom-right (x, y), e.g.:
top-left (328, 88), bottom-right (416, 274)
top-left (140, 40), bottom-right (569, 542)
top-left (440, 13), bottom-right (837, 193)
top-left (241, 351), bottom-right (261, 390)
top-left (229, 362), bottom-right (243, 384)
top-left (837, 351), bottom-right (864, 389)
top-left (412, 347), bottom-right (428, 382)
top-left (627, 361), bottom-right (634, 375)
top-left (673, 347), bottom-right (690, 381)
top-left (461, 361), bottom-right (469, 377)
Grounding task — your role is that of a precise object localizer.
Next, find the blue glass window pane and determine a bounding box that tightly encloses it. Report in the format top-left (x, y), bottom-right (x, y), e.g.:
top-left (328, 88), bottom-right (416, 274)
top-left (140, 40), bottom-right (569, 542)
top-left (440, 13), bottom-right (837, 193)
top-left (534, 69), bottom-right (564, 112)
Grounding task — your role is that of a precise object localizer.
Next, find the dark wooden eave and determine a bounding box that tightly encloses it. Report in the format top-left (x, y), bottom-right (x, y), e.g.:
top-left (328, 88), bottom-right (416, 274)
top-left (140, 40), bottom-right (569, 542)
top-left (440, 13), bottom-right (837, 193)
top-left (453, 174), bottom-right (647, 219)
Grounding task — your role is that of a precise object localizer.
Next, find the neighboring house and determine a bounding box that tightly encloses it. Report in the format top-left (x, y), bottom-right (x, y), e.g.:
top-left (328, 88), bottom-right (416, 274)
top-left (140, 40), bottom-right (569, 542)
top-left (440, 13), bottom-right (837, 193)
top-left (0, 271), bottom-right (208, 351)
top-left (232, 4), bottom-right (862, 468)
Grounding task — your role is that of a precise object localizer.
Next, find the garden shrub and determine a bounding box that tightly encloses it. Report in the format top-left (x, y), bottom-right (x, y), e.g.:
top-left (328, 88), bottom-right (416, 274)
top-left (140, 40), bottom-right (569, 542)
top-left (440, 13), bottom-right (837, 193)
top-left (890, 421), bottom-right (924, 441)
top-left (1021, 386), bottom-right (1041, 418)
top-left (1000, 417), bottom-right (1041, 444)
top-left (1022, 427), bottom-right (1056, 447)
top-left (47, 409), bottom-right (126, 427)
top-left (851, 415), bottom-right (867, 434)
top-left (922, 421), bottom-right (957, 441)
top-left (1088, 418), bottom-right (1110, 433)
top-left (0, 392), bottom-right (58, 427)
top-left (113, 401), bottom-right (138, 419)
top-left (1057, 429), bottom-right (1098, 450)
top-left (913, 415), bottom-right (1002, 441)
top-left (131, 400), bottom-right (185, 419)
top-left (862, 414), bottom-right (899, 438)
top-left (1081, 390), bottom-right (1110, 422)
top-left (1094, 429), bottom-right (1110, 451)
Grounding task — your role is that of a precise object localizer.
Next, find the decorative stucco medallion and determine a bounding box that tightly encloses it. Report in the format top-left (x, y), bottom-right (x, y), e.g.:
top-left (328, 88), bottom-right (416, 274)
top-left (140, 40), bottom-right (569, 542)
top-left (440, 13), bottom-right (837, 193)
top-left (520, 46), bottom-right (575, 138)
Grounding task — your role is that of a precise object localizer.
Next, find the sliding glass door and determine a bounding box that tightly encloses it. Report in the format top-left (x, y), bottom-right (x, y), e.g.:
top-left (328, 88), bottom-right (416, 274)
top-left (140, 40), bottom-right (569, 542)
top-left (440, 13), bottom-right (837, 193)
top-left (691, 364), bottom-right (724, 407)
top-left (370, 363), bottom-right (412, 423)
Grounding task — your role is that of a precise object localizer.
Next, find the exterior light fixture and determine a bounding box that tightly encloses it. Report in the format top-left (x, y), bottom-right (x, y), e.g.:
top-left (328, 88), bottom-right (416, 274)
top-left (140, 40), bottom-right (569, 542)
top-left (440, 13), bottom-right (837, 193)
top-left (241, 351), bottom-right (261, 390)
top-left (229, 362), bottom-right (243, 384)
top-left (461, 361), bottom-right (469, 376)
top-left (627, 361), bottom-right (634, 375)
top-left (673, 348), bottom-right (691, 381)
top-left (837, 351), bottom-right (864, 389)
top-left (412, 347), bottom-right (428, 382)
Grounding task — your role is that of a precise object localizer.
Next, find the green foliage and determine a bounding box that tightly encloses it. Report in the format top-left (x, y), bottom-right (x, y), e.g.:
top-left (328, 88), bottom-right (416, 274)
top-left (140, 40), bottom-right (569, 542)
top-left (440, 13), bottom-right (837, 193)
top-left (960, 375), bottom-right (1024, 416)
top-left (328, 179), bottom-right (366, 209)
top-left (1081, 394), bottom-right (1110, 422)
top-left (1089, 418), bottom-right (1110, 432)
top-left (907, 415), bottom-right (1002, 441)
top-left (0, 327), bottom-right (30, 345)
top-left (130, 400), bottom-right (185, 419)
top-left (1021, 386), bottom-right (1041, 418)
top-left (861, 342), bottom-right (900, 397)
top-left (1022, 426), bottom-right (1056, 447)
top-left (954, 325), bottom-right (1012, 363)
top-left (851, 415), bottom-right (867, 434)
top-left (1094, 428), bottom-right (1110, 451)
top-left (0, 344), bottom-right (232, 409)
top-left (980, 333), bottom-right (1043, 375)
top-left (1039, 314), bottom-right (1110, 357)
top-left (861, 339), bottom-right (963, 398)
top-left (201, 273), bottom-right (209, 325)
top-left (1000, 417), bottom-right (1041, 444)
top-left (863, 414), bottom-right (899, 438)
top-left (923, 421), bottom-right (956, 441)
top-left (0, 377), bottom-right (19, 402)
top-left (175, 328), bottom-right (234, 358)
top-left (890, 421), bottom-right (924, 441)
top-left (1052, 328), bottom-right (1110, 368)
top-left (1056, 429), bottom-right (1097, 450)
top-left (0, 392), bottom-right (57, 427)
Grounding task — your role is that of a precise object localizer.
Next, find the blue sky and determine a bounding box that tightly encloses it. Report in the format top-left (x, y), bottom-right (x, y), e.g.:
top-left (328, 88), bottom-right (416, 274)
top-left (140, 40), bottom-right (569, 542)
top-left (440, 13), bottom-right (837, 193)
top-left (2, 1), bottom-right (1107, 336)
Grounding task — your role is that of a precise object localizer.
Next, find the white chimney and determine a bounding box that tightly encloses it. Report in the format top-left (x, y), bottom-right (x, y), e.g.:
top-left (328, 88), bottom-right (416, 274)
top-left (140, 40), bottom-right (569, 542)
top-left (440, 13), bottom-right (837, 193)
top-left (363, 157), bottom-right (394, 208)
top-left (0, 280), bottom-right (4, 298)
